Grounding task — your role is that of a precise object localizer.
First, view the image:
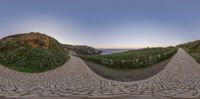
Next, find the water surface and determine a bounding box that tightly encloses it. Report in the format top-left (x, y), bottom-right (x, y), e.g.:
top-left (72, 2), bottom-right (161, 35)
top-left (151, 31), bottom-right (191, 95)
top-left (99, 49), bottom-right (132, 55)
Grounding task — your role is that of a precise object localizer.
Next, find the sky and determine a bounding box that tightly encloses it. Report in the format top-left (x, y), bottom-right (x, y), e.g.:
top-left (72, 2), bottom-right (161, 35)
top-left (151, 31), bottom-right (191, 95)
top-left (0, 0), bottom-right (200, 49)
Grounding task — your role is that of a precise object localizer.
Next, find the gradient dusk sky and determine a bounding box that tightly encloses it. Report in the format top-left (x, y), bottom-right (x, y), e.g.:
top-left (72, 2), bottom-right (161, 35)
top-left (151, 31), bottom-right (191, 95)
top-left (0, 0), bottom-right (200, 48)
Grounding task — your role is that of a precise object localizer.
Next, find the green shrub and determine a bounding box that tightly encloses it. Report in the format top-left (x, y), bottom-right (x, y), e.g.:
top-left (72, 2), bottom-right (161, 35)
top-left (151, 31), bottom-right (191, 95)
top-left (79, 47), bottom-right (177, 69)
top-left (0, 33), bottom-right (69, 73)
top-left (177, 40), bottom-right (200, 63)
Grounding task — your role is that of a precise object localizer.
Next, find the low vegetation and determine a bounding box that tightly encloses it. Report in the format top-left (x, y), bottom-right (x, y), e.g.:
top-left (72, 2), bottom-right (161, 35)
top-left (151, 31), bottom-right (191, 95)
top-left (0, 32), bottom-right (69, 73)
top-left (177, 40), bottom-right (200, 63)
top-left (80, 47), bottom-right (177, 69)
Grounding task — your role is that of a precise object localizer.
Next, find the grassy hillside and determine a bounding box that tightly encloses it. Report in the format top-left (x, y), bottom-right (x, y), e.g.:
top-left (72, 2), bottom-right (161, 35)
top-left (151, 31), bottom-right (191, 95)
top-left (63, 44), bottom-right (101, 55)
top-left (177, 40), bottom-right (200, 63)
top-left (80, 47), bottom-right (177, 69)
top-left (0, 32), bottom-right (69, 73)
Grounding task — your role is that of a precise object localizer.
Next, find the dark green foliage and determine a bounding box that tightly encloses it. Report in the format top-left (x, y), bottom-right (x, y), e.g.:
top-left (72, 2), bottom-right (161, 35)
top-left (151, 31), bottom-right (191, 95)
top-left (79, 47), bottom-right (177, 69)
top-left (0, 33), bottom-right (69, 73)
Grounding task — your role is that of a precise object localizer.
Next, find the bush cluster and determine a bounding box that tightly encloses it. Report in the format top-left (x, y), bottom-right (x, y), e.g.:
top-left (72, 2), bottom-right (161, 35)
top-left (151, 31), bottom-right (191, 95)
top-left (0, 33), bottom-right (69, 73)
top-left (177, 40), bottom-right (200, 63)
top-left (80, 47), bottom-right (177, 69)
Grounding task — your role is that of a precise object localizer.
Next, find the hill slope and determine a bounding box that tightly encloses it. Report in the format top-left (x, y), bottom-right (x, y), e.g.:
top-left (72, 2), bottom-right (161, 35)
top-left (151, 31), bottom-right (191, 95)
top-left (63, 44), bottom-right (102, 55)
top-left (0, 32), bottom-right (69, 73)
top-left (177, 40), bottom-right (200, 63)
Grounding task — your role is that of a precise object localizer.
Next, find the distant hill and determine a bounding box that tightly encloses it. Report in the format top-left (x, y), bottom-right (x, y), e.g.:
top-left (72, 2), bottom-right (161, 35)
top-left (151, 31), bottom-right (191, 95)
top-left (177, 40), bottom-right (200, 53)
top-left (63, 44), bottom-right (102, 55)
top-left (0, 32), bottom-right (69, 73)
top-left (177, 40), bottom-right (200, 62)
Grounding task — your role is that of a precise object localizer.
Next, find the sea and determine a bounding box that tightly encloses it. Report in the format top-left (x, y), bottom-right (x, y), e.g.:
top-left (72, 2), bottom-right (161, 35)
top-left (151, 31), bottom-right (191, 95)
top-left (99, 49), bottom-right (133, 55)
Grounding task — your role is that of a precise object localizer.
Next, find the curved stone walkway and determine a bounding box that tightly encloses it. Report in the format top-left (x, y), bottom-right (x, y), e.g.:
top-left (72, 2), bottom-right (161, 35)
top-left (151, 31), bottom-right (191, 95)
top-left (0, 48), bottom-right (200, 98)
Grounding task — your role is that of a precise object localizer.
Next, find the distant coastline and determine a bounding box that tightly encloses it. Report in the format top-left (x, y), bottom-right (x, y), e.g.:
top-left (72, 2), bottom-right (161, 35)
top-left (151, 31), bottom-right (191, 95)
top-left (99, 49), bottom-right (134, 55)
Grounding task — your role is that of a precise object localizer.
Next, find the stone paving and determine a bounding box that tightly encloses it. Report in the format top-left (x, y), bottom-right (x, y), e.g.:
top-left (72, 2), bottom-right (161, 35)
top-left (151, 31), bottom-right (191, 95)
top-left (0, 48), bottom-right (200, 98)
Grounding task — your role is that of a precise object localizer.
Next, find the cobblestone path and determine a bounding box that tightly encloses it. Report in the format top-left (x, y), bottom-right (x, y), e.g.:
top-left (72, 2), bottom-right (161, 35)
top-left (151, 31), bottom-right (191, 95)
top-left (0, 48), bottom-right (200, 98)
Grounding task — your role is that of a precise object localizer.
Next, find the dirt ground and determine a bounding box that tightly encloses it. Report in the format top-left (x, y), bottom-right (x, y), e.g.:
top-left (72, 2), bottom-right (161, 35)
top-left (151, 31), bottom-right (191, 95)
top-left (85, 58), bottom-right (171, 81)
